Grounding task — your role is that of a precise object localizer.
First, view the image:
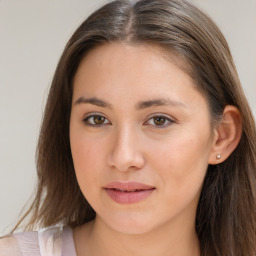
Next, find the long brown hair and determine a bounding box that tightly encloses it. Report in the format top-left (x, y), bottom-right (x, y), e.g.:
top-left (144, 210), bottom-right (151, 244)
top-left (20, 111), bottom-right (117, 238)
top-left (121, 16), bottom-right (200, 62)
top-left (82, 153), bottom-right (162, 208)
top-left (13, 0), bottom-right (256, 255)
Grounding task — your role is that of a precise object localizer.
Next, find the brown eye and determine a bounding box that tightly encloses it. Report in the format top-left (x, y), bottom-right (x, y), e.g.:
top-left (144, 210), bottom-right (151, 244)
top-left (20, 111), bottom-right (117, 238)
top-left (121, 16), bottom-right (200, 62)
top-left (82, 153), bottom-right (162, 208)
top-left (153, 117), bottom-right (166, 126)
top-left (93, 116), bottom-right (105, 124)
top-left (83, 114), bottom-right (110, 126)
top-left (145, 115), bottom-right (174, 128)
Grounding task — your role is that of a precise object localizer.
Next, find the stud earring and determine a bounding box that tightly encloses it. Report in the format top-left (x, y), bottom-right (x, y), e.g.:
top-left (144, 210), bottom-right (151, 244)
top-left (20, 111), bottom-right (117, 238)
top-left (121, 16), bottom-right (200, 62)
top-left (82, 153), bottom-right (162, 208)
top-left (216, 154), bottom-right (221, 160)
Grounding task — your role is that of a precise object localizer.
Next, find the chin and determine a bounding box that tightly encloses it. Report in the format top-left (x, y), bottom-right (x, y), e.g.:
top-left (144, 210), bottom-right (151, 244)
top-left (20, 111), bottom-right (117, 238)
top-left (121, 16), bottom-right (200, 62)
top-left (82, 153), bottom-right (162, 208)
top-left (99, 212), bottom-right (157, 235)
top-left (111, 222), bottom-right (154, 235)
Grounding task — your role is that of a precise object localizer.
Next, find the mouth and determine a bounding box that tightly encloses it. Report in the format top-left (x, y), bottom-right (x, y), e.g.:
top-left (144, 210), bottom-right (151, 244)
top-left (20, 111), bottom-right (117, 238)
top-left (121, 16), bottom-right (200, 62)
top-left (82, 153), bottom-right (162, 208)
top-left (104, 182), bottom-right (155, 204)
top-left (110, 188), bottom-right (149, 192)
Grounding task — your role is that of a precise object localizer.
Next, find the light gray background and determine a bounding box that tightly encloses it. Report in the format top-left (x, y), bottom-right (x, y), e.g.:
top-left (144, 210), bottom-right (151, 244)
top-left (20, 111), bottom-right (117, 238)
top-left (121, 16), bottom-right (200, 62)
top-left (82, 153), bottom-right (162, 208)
top-left (0, 0), bottom-right (255, 235)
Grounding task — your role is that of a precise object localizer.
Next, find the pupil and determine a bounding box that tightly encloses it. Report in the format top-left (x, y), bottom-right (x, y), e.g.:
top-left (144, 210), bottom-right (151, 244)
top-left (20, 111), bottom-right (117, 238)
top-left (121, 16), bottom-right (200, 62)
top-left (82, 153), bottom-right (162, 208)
top-left (154, 117), bottom-right (165, 125)
top-left (94, 116), bottom-right (104, 124)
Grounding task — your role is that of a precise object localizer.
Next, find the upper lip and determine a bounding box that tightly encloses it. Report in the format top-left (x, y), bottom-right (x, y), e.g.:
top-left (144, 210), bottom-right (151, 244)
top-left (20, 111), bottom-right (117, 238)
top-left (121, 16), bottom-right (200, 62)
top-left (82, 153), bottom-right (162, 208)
top-left (104, 181), bottom-right (155, 191)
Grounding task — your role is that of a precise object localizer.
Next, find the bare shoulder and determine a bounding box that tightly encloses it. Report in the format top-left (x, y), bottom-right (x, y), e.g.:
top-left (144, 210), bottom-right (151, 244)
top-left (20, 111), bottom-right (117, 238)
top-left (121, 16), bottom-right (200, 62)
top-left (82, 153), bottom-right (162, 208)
top-left (0, 236), bottom-right (22, 256)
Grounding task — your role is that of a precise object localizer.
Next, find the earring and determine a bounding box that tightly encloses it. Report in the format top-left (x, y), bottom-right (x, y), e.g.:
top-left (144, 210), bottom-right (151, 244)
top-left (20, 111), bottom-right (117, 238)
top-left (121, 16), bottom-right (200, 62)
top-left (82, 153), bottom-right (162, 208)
top-left (216, 154), bottom-right (221, 160)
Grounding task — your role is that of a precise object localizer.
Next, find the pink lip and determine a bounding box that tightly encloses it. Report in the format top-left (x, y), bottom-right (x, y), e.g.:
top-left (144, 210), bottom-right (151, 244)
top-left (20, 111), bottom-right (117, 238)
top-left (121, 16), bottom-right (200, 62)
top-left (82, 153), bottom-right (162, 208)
top-left (104, 182), bottom-right (155, 204)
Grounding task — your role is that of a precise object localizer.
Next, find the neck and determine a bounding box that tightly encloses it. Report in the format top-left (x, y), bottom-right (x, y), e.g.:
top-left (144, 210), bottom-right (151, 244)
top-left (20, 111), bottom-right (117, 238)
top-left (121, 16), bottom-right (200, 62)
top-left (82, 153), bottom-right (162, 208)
top-left (74, 214), bottom-right (200, 256)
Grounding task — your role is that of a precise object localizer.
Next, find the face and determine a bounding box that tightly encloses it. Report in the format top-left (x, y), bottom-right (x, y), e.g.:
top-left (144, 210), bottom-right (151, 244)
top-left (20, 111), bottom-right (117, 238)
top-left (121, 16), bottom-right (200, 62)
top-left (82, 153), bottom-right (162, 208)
top-left (70, 42), bottom-right (215, 235)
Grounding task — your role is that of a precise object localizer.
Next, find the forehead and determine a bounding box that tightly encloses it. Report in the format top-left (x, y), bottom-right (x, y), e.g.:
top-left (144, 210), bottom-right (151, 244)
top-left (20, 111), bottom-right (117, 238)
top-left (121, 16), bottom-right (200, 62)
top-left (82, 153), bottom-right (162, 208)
top-left (72, 42), bottom-right (206, 110)
top-left (74, 42), bottom-right (193, 88)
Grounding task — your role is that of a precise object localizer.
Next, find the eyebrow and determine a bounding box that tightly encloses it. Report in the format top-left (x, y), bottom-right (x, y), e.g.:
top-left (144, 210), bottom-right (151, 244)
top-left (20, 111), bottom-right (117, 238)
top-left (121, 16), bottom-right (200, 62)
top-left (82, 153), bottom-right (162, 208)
top-left (74, 97), bottom-right (186, 109)
top-left (136, 99), bottom-right (186, 110)
top-left (74, 97), bottom-right (112, 108)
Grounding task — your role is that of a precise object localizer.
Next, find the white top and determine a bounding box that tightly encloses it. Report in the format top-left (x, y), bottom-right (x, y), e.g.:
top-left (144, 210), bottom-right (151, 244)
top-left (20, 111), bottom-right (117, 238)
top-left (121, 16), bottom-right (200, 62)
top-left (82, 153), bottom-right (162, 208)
top-left (0, 226), bottom-right (77, 256)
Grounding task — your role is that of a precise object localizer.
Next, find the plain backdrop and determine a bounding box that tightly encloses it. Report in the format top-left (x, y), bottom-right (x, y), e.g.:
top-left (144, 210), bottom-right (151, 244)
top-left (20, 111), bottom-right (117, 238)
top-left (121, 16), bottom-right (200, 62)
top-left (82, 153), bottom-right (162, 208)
top-left (0, 0), bottom-right (255, 235)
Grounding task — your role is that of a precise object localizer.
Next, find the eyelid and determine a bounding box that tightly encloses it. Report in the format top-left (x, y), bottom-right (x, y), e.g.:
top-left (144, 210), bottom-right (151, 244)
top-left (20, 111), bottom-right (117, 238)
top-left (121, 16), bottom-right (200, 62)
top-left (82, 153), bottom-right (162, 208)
top-left (82, 111), bottom-right (106, 120)
top-left (144, 113), bottom-right (175, 127)
top-left (81, 112), bottom-right (175, 127)
top-left (82, 112), bottom-right (111, 126)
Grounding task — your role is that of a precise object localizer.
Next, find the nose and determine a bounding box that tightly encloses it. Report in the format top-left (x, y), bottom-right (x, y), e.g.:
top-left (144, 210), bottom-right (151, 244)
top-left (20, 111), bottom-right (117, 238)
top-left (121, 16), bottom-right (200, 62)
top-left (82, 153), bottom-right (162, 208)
top-left (107, 126), bottom-right (145, 172)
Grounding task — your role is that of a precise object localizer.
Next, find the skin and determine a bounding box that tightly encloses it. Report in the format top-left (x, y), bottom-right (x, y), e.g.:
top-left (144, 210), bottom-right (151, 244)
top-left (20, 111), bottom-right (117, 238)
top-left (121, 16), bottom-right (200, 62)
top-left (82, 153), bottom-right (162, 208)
top-left (69, 42), bottom-right (219, 256)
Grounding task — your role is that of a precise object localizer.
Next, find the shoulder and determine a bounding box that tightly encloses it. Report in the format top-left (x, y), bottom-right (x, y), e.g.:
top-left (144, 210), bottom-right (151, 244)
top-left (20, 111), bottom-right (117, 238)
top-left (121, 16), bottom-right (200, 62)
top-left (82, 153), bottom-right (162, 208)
top-left (13, 229), bottom-right (40, 255)
top-left (0, 226), bottom-right (75, 256)
top-left (0, 236), bottom-right (22, 256)
top-left (0, 228), bottom-right (55, 256)
top-left (12, 227), bottom-right (62, 256)
top-left (37, 226), bottom-right (76, 256)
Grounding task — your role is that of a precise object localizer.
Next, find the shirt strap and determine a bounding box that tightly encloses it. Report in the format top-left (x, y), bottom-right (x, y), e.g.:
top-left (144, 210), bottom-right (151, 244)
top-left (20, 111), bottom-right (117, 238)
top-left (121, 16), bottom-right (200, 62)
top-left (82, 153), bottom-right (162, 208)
top-left (38, 226), bottom-right (62, 256)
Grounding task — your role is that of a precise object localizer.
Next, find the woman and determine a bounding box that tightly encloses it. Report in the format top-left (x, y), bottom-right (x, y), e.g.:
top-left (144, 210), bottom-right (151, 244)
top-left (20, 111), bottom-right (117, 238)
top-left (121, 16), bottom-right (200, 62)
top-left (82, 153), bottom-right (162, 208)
top-left (1, 0), bottom-right (256, 255)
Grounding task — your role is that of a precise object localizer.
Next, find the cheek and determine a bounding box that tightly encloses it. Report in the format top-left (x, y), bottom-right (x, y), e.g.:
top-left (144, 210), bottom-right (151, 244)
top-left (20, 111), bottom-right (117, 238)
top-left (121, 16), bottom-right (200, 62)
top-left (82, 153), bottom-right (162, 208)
top-left (70, 127), bottom-right (105, 193)
top-left (70, 116), bottom-right (102, 168)
top-left (148, 130), bottom-right (211, 199)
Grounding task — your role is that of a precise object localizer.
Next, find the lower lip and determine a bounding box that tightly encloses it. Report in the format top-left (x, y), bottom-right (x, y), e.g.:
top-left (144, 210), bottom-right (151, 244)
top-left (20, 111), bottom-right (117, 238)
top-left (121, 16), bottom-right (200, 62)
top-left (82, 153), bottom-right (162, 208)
top-left (104, 188), bottom-right (155, 204)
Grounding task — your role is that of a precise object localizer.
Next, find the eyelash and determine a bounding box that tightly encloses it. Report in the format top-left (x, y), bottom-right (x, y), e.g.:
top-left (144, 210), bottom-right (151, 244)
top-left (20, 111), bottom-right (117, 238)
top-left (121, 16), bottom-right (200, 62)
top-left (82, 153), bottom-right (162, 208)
top-left (83, 113), bottom-right (111, 127)
top-left (144, 115), bottom-right (174, 128)
top-left (82, 113), bottom-right (174, 128)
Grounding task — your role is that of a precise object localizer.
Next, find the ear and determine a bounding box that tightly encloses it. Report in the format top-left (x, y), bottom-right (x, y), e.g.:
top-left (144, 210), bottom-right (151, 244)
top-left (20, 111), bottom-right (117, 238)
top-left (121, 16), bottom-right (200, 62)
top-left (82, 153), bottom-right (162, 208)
top-left (208, 105), bottom-right (242, 164)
